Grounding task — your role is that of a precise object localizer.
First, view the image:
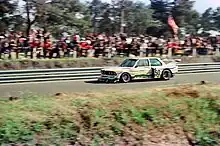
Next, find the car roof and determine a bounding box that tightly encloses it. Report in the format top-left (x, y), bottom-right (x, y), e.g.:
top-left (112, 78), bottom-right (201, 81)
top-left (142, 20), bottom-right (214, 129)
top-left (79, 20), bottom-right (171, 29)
top-left (127, 57), bottom-right (160, 60)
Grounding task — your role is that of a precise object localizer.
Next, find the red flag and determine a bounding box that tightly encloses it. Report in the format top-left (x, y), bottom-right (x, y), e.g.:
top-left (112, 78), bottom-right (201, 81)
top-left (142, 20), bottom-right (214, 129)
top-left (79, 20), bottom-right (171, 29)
top-left (168, 16), bottom-right (179, 34)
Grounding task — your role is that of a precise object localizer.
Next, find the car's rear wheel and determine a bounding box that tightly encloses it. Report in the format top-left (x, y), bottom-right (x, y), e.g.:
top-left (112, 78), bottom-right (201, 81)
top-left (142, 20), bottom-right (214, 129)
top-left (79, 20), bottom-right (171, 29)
top-left (161, 69), bottom-right (172, 80)
top-left (120, 73), bottom-right (131, 83)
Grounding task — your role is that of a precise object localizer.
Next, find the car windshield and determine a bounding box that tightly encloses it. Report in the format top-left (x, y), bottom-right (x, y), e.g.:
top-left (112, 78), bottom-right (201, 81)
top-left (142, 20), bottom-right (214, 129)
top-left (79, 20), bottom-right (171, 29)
top-left (119, 59), bottom-right (137, 67)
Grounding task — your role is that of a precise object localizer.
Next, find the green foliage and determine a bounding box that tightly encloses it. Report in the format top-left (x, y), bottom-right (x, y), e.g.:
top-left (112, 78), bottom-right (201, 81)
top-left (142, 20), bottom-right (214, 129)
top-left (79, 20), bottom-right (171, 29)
top-left (130, 109), bottom-right (146, 126)
top-left (183, 98), bottom-right (220, 145)
top-left (93, 109), bottom-right (107, 126)
top-left (45, 0), bottom-right (92, 36)
top-left (114, 111), bottom-right (129, 125)
top-left (1, 0), bottom-right (220, 37)
top-left (0, 121), bottom-right (34, 144)
top-left (129, 108), bottom-right (159, 126)
top-left (111, 123), bottom-right (123, 135)
top-left (200, 8), bottom-right (220, 31)
top-left (0, 85), bottom-right (219, 145)
top-left (91, 135), bottom-right (102, 146)
top-left (195, 126), bottom-right (218, 146)
top-left (142, 108), bottom-right (158, 122)
top-left (0, 0), bottom-right (24, 32)
top-left (150, 0), bottom-right (201, 36)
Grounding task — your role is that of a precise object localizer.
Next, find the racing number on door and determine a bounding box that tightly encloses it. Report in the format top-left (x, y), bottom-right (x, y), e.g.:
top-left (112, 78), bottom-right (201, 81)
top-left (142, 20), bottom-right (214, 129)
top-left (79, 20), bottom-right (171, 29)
top-left (154, 68), bottom-right (161, 78)
top-left (149, 59), bottom-right (163, 78)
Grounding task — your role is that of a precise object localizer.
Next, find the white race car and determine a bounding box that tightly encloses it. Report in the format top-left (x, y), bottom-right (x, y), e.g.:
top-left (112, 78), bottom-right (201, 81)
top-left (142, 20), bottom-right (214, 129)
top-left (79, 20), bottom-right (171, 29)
top-left (98, 57), bottom-right (178, 83)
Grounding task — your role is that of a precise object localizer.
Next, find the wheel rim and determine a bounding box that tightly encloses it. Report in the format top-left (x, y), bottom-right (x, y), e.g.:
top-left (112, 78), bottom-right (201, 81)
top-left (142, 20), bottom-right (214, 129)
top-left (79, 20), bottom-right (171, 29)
top-left (122, 74), bottom-right (130, 82)
top-left (163, 71), bottom-right (171, 79)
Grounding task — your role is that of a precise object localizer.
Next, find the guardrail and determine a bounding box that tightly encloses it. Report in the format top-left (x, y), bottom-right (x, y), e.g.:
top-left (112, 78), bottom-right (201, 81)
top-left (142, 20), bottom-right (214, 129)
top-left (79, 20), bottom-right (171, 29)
top-left (0, 63), bottom-right (220, 84)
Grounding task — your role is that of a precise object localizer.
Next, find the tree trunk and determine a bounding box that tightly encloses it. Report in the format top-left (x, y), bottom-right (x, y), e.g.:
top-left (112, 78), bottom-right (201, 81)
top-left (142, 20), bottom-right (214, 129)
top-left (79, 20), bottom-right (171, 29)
top-left (25, 0), bottom-right (38, 37)
top-left (26, 0), bottom-right (31, 37)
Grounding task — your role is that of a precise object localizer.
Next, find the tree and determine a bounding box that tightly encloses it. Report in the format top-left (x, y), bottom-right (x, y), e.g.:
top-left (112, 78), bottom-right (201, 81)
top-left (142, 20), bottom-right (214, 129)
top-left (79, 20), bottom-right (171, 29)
top-left (21, 0), bottom-right (49, 36)
top-left (89, 0), bottom-right (115, 34)
top-left (150, 0), bottom-right (200, 37)
top-left (21, 0), bottom-right (91, 37)
top-left (89, 0), bottom-right (156, 36)
top-left (199, 7), bottom-right (220, 32)
top-left (123, 1), bottom-right (156, 35)
top-left (0, 0), bottom-right (22, 32)
top-left (212, 7), bottom-right (220, 30)
top-left (149, 0), bottom-right (175, 37)
top-left (172, 0), bottom-right (200, 35)
top-left (45, 0), bottom-right (91, 36)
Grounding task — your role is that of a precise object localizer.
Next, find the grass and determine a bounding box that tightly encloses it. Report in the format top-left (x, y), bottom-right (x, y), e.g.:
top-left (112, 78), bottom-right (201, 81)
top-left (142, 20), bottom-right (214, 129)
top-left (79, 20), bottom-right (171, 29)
top-left (0, 84), bottom-right (220, 145)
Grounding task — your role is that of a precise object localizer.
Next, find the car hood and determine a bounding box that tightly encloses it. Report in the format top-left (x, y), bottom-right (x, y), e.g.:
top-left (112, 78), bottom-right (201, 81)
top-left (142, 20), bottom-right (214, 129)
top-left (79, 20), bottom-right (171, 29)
top-left (101, 67), bottom-right (132, 73)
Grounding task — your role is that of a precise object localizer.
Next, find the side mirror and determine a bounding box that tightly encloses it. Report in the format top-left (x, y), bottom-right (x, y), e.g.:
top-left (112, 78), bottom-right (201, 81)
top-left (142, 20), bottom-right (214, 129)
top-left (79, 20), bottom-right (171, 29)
top-left (134, 65), bottom-right (138, 68)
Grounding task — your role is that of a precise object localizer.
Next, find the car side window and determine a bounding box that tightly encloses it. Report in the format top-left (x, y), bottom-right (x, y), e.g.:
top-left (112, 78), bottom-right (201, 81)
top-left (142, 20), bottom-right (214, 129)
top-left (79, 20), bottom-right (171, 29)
top-left (145, 59), bottom-right (149, 66)
top-left (137, 60), bottom-right (147, 67)
top-left (149, 59), bottom-right (162, 66)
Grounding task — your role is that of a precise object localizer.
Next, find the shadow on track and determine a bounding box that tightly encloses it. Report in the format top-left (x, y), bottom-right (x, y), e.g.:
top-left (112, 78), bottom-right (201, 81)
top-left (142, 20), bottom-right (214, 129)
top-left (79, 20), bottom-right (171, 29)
top-left (84, 79), bottom-right (167, 84)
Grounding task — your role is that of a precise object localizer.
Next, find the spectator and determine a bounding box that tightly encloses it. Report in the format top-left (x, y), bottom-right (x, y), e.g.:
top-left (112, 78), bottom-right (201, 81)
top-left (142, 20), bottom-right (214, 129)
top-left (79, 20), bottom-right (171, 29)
top-left (0, 29), bottom-right (219, 60)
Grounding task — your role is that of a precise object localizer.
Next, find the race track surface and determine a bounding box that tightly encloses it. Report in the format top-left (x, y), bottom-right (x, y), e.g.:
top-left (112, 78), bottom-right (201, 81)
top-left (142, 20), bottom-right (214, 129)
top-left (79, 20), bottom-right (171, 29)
top-left (0, 72), bottom-right (219, 97)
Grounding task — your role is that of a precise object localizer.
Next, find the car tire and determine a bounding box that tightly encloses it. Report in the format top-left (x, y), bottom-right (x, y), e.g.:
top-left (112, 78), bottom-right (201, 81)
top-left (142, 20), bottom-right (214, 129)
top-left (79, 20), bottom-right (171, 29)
top-left (120, 73), bottom-right (131, 83)
top-left (161, 69), bottom-right (172, 80)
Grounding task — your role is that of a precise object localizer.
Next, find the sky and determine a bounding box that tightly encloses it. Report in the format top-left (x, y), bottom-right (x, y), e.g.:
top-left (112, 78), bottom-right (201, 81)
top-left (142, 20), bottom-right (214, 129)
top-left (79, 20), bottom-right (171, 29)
top-left (18, 0), bottom-right (220, 13)
top-left (194, 0), bottom-right (220, 13)
top-left (88, 0), bottom-right (220, 13)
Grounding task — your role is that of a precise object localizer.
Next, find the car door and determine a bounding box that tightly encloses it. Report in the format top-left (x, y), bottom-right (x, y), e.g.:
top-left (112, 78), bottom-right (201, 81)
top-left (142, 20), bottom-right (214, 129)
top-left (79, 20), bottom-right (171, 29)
top-left (149, 58), bottom-right (163, 78)
top-left (132, 59), bottom-right (151, 78)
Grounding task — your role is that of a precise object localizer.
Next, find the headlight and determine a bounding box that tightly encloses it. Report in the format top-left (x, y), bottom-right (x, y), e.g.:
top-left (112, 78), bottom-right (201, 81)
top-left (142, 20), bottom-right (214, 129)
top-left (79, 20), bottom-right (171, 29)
top-left (101, 70), bottom-right (117, 75)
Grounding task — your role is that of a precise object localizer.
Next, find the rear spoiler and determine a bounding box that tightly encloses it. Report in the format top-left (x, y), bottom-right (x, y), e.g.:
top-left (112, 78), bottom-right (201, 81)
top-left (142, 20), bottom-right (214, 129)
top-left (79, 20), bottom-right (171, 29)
top-left (162, 58), bottom-right (181, 63)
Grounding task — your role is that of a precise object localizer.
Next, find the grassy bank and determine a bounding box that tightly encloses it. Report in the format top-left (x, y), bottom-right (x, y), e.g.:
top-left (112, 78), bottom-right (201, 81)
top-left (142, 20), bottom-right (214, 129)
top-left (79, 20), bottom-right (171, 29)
top-left (0, 56), bottom-right (217, 70)
top-left (0, 84), bottom-right (220, 145)
top-left (0, 58), bottom-right (123, 70)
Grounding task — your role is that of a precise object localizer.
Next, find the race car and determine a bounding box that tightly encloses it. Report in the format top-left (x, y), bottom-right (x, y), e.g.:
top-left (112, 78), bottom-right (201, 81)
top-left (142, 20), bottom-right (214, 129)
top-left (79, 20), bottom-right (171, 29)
top-left (98, 57), bottom-right (178, 83)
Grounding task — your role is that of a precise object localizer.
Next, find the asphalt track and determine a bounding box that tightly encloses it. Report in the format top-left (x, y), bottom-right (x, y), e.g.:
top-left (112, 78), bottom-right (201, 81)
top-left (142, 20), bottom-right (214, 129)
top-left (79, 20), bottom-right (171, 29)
top-left (0, 72), bottom-right (220, 97)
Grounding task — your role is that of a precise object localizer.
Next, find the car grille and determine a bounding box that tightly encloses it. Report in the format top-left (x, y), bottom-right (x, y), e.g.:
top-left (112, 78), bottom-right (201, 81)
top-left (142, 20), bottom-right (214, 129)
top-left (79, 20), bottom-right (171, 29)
top-left (101, 70), bottom-right (117, 75)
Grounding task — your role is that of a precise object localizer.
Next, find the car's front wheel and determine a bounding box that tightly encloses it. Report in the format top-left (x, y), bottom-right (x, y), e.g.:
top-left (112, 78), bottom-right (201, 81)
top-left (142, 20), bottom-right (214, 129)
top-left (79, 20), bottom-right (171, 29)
top-left (161, 69), bottom-right (172, 80)
top-left (120, 73), bottom-right (131, 83)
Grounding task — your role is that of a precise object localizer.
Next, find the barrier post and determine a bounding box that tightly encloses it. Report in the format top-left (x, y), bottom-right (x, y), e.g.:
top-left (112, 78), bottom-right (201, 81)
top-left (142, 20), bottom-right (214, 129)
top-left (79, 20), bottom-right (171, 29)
top-left (139, 47), bottom-right (144, 57)
top-left (11, 51), bottom-right (16, 60)
top-left (107, 49), bottom-right (112, 58)
top-left (73, 50), bottom-right (77, 58)
top-left (216, 45), bottom-right (220, 56)
top-left (88, 49), bottom-right (95, 58)
top-left (59, 48), bottom-right (63, 58)
top-left (4, 53), bottom-right (9, 60)
top-left (192, 47), bottom-right (197, 57)
top-left (168, 48), bottom-right (172, 58)
top-left (139, 51), bottom-right (144, 57)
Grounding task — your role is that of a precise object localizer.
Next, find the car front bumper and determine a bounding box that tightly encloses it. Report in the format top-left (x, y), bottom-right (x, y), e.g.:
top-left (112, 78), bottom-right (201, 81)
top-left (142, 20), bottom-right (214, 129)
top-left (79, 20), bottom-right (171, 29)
top-left (98, 75), bottom-right (120, 82)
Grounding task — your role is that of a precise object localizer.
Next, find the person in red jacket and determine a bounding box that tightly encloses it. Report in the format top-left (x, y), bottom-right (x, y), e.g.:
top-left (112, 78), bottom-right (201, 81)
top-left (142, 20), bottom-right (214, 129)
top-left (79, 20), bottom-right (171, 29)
top-left (44, 37), bottom-right (52, 58)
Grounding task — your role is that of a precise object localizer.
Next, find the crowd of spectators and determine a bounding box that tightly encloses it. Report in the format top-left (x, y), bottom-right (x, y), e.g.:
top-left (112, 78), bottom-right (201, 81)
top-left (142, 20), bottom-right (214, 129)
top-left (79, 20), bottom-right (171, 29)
top-left (0, 29), bottom-right (220, 60)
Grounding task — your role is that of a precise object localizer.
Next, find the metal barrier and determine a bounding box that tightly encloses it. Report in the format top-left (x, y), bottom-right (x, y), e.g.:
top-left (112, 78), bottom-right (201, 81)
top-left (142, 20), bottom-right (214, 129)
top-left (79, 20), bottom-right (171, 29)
top-left (0, 63), bottom-right (220, 84)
